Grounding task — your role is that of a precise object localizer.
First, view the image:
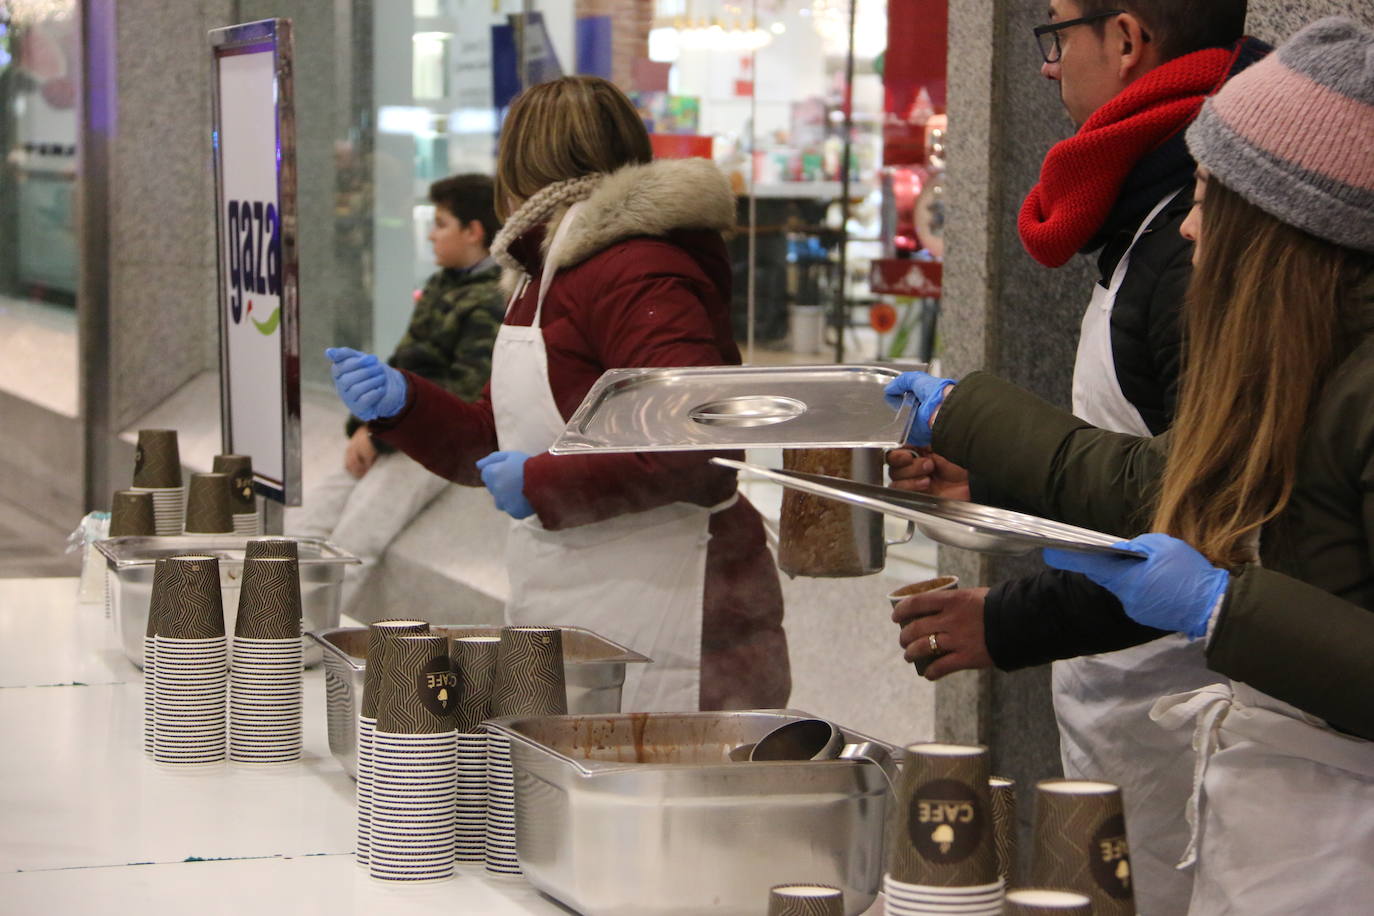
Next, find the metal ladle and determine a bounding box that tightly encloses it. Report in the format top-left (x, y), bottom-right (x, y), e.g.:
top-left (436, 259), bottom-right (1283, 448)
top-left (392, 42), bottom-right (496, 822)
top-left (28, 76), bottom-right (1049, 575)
top-left (744, 718), bottom-right (898, 792)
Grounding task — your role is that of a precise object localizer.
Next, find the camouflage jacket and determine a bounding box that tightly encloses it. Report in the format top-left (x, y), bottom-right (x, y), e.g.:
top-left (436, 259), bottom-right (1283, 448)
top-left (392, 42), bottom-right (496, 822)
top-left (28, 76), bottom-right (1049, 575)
top-left (346, 261), bottom-right (505, 447)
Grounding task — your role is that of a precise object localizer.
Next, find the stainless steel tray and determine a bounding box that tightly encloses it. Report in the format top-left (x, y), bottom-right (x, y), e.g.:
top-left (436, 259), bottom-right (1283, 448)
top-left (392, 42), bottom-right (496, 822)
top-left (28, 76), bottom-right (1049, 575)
top-left (714, 458), bottom-right (1145, 558)
top-left (549, 364), bottom-right (917, 454)
top-left (486, 710), bottom-right (895, 915)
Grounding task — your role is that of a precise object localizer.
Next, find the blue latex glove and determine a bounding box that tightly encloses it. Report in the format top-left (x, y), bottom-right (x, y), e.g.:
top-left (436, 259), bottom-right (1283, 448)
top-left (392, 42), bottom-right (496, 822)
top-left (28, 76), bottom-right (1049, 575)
top-left (1044, 533), bottom-right (1229, 639)
top-left (476, 451), bottom-right (534, 520)
top-left (884, 371), bottom-right (956, 448)
top-left (324, 347), bottom-right (408, 421)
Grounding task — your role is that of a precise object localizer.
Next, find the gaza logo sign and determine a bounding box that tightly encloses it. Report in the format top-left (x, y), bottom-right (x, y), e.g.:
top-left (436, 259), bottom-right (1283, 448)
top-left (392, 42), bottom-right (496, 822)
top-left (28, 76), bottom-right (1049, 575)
top-left (225, 198), bottom-right (282, 335)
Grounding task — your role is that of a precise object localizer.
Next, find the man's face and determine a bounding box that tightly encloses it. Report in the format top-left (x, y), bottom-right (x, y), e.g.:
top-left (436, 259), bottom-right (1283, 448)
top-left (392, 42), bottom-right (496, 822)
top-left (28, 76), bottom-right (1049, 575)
top-left (1042, 0), bottom-right (1129, 128)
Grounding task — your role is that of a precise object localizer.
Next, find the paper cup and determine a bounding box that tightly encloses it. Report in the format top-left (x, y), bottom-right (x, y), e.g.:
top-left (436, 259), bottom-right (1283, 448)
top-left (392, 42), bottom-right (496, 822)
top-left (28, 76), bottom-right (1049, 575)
top-left (374, 634), bottom-right (456, 735)
top-left (184, 472), bottom-right (233, 534)
top-left (887, 743), bottom-right (998, 888)
top-left (451, 635), bottom-right (500, 733)
top-left (888, 575), bottom-right (959, 609)
top-left (212, 454), bottom-right (256, 515)
top-left (1003, 888), bottom-right (1092, 915)
top-left (110, 489), bottom-right (156, 537)
top-left (235, 557), bottom-right (302, 640)
top-left (491, 626), bottom-right (567, 718)
top-left (1030, 779), bottom-right (1134, 915)
top-left (768, 884), bottom-right (844, 916)
top-left (361, 620), bottom-right (430, 719)
top-left (989, 776), bottom-right (1017, 885)
top-left (160, 556), bottom-right (225, 639)
top-left (244, 537), bottom-right (299, 561)
top-left (133, 429), bottom-right (182, 488)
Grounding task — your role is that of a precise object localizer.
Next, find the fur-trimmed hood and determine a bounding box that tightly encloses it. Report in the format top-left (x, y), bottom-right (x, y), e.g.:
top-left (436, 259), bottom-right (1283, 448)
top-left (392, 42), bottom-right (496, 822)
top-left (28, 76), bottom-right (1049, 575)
top-left (499, 158), bottom-right (735, 291)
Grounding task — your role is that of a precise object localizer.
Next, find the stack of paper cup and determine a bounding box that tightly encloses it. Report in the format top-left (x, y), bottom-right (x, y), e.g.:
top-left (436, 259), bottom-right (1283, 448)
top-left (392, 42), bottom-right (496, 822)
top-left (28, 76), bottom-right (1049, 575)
top-left (452, 635), bottom-right (499, 865)
top-left (152, 555), bottom-right (227, 766)
top-left (485, 626), bottom-right (567, 877)
top-left (229, 556), bottom-right (304, 763)
top-left (767, 884), bottom-right (845, 915)
top-left (143, 558), bottom-right (173, 756)
top-left (1003, 888), bottom-right (1093, 915)
top-left (369, 633), bottom-right (457, 883)
top-left (184, 472), bottom-right (234, 536)
top-left (128, 429), bottom-right (185, 536)
top-left (989, 776), bottom-right (1017, 885)
top-left (1029, 780), bottom-right (1135, 915)
top-left (884, 743), bottom-right (1005, 914)
top-left (355, 619), bottom-right (429, 870)
top-left (213, 454), bottom-right (261, 536)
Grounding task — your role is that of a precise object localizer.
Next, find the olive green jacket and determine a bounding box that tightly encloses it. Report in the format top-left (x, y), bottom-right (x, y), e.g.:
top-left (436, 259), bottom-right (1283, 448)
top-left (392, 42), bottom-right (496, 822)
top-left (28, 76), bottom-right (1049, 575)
top-left (933, 345), bottom-right (1374, 740)
top-left (346, 261), bottom-right (504, 448)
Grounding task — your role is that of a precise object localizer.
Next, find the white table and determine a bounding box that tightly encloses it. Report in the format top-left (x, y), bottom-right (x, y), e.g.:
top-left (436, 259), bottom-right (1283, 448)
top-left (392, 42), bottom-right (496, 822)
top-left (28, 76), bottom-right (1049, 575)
top-left (0, 578), bottom-right (574, 915)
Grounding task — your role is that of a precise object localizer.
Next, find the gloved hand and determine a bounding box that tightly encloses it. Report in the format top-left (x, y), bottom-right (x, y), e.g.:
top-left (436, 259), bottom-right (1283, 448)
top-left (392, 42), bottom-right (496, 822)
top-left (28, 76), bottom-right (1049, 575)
top-left (884, 372), bottom-right (957, 448)
top-left (1043, 533), bottom-right (1229, 639)
top-left (324, 347), bottom-right (408, 421)
top-left (476, 451), bottom-right (534, 520)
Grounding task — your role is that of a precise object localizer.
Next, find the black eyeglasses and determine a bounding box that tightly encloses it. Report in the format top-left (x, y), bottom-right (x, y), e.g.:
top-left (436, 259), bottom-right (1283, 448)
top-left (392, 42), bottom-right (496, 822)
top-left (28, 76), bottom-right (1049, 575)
top-left (1033, 10), bottom-right (1125, 63)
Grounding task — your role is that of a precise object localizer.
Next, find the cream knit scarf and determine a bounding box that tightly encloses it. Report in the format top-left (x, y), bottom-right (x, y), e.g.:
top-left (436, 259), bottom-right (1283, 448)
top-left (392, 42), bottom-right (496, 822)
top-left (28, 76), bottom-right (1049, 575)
top-left (490, 174), bottom-right (605, 273)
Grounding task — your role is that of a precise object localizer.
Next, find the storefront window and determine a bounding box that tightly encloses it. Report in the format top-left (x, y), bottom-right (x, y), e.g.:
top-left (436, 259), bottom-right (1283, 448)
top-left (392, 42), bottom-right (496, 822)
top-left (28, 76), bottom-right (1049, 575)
top-left (0, 0), bottom-right (80, 416)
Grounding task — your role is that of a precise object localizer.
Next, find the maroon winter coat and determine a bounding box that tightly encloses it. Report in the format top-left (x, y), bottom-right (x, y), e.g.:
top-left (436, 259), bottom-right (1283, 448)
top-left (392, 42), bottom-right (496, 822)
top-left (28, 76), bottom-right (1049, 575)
top-left (372, 159), bottom-right (791, 710)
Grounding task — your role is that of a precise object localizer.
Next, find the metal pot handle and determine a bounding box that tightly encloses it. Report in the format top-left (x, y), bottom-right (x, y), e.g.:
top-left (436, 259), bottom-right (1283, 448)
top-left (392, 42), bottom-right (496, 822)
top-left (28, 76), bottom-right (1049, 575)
top-left (887, 520), bottom-right (916, 547)
top-left (839, 741), bottom-right (899, 794)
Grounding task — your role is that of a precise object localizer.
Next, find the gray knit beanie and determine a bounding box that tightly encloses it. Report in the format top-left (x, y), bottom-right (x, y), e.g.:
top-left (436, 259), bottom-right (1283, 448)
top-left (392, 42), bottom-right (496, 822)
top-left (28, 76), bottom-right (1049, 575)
top-left (1186, 17), bottom-right (1374, 253)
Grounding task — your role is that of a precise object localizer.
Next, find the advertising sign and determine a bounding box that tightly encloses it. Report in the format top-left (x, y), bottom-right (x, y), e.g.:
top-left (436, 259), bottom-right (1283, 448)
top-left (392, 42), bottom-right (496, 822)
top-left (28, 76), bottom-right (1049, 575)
top-left (210, 19), bottom-right (300, 504)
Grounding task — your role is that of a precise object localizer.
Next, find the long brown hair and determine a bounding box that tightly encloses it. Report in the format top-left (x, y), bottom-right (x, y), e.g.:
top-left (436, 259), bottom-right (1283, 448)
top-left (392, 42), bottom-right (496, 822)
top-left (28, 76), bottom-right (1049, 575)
top-left (494, 76), bottom-right (653, 221)
top-left (1153, 181), bottom-right (1374, 565)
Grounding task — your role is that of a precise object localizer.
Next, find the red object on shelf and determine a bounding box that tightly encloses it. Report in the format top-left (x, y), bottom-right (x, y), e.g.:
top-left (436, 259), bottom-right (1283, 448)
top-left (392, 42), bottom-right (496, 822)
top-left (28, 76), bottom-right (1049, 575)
top-left (650, 134), bottom-right (714, 160)
top-left (870, 258), bottom-right (942, 298)
top-left (870, 302), bottom-right (899, 334)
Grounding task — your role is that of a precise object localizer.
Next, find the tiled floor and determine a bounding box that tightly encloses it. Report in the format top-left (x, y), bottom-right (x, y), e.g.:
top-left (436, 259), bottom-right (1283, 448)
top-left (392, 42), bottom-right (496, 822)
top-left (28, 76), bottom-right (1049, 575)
top-left (0, 495), bottom-right (80, 578)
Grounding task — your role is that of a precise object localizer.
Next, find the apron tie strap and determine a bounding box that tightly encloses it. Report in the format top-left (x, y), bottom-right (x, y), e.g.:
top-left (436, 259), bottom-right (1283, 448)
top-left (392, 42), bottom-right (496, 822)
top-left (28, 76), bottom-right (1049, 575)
top-left (1151, 683), bottom-right (1233, 869)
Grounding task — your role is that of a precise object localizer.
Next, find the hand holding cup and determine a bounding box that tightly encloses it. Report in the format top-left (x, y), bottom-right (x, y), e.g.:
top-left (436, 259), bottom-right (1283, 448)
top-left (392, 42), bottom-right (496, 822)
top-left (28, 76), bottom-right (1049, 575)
top-left (893, 586), bottom-right (994, 679)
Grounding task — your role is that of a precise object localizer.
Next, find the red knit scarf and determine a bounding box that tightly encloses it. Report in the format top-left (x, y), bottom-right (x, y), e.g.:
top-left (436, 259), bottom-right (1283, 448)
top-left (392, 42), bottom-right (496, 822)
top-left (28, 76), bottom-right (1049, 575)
top-left (1019, 45), bottom-right (1242, 267)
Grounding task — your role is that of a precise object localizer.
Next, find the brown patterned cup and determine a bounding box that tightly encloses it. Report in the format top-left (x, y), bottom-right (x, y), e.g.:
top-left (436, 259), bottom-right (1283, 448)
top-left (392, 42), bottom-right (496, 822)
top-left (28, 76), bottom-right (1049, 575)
top-left (133, 428), bottom-right (182, 488)
top-left (212, 454), bottom-right (256, 514)
top-left (374, 634), bottom-right (457, 734)
top-left (990, 775), bottom-right (1017, 885)
top-left (360, 619), bottom-right (430, 719)
top-left (767, 884), bottom-right (844, 916)
top-left (245, 537), bottom-right (299, 561)
top-left (452, 635), bottom-right (501, 733)
top-left (888, 575), bottom-right (959, 609)
top-left (184, 472), bottom-right (233, 534)
top-left (143, 557), bottom-right (174, 754)
top-left (1030, 779), bottom-right (1134, 915)
top-left (110, 490), bottom-right (156, 537)
top-left (234, 557), bottom-right (302, 640)
top-left (160, 555), bottom-right (225, 639)
top-left (491, 626), bottom-right (567, 718)
top-left (888, 743), bottom-right (998, 887)
top-left (1004, 888), bottom-right (1092, 914)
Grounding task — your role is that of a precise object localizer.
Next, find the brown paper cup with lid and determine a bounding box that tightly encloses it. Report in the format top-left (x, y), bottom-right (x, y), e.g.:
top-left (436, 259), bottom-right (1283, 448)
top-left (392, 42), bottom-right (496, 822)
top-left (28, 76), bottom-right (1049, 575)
top-left (360, 619), bottom-right (430, 719)
top-left (184, 472), bottom-right (233, 534)
top-left (245, 537), bottom-right (299, 561)
top-left (133, 428), bottom-right (182, 488)
top-left (452, 635), bottom-right (501, 733)
top-left (1030, 779), bottom-right (1134, 915)
top-left (1004, 888), bottom-right (1093, 915)
top-left (767, 884), bottom-right (844, 916)
top-left (491, 626), bottom-right (567, 718)
top-left (234, 556), bottom-right (302, 640)
top-left (160, 555), bottom-right (225, 639)
top-left (212, 454), bottom-right (256, 515)
top-left (887, 743), bottom-right (998, 887)
top-left (110, 490), bottom-right (156, 537)
top-left (990, 775), bottom-right (1017, 885)
top-left (374, 634), bottom-right (456, 734)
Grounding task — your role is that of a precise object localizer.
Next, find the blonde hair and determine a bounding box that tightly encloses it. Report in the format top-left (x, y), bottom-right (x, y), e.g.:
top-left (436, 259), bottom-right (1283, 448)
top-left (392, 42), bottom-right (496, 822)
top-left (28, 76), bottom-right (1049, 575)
top-left (1153, 181), bottom-right (1374, 565)
top-left (494, 76), bottom-right (653, 221)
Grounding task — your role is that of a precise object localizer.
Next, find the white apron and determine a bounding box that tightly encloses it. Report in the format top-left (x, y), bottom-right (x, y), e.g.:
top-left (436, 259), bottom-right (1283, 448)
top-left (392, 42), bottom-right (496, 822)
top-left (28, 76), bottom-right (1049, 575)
top-left (1153, 681), bottom-right (1374, 913)
top-left (488, 202), bottom-right (724, 713)
top-left (1057, 189), bottom-right (1227, 914)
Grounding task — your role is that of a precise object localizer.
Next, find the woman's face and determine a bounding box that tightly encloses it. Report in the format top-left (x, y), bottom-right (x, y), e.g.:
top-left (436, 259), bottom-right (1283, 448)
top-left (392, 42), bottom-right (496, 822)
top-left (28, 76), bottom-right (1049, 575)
top-left (1179, 168), bottom-right (1208, 266)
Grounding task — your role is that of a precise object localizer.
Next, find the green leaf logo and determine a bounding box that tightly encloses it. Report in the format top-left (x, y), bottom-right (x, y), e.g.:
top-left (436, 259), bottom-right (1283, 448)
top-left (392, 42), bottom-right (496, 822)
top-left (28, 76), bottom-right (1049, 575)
top-left (250, 304), bottom-right (281, 335)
